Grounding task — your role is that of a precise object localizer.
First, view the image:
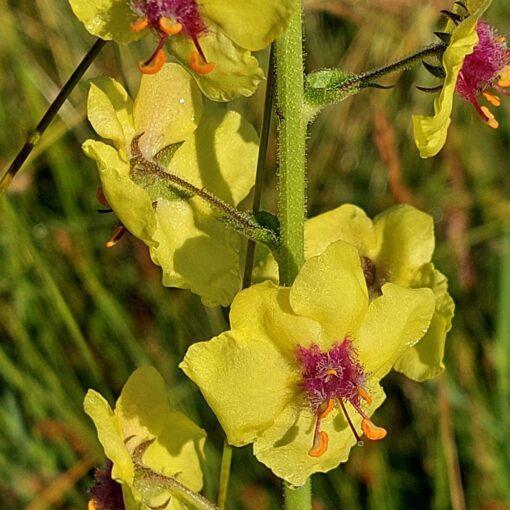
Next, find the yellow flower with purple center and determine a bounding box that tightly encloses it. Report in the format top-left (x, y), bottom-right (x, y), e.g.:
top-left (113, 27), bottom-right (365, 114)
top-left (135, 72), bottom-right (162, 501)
top-left (413, 0), bottom-right (510, 158)
top-left (257, 204), bottom-right (455, 382)
top-left (455, 20), bottom-right (510, 128)
top-left (83, 63), bottom-right (259, 307)
top-left (84, 366), bottom-right (206, 510)
top-left (181, 241), bottom-right (436, 486)
top-left (68, 0), bottom-right (295, 101)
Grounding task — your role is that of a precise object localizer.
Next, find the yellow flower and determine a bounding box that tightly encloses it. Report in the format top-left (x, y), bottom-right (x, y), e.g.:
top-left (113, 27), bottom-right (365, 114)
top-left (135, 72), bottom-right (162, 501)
top-left (413, 0), bottom-right (496, 158)
top-left (257, 204), bottom-right (454, 381)
top-left (67, 0), bottom-right (295, 101)
top-left (181, 241), bottom-right (435, 486)
top-left (83, 63), bottom-right (259, 307)
top-left (84, 366), bottom-right (206, 510)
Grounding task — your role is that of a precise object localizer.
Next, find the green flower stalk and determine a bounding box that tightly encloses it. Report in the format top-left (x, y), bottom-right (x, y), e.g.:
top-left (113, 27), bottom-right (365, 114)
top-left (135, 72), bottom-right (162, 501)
top-left (67, 0), bottom-right (295, 101)
top-left (181, 241), bottom-right (436, 486)
top-left (84, 366), bottom-right (206, 510)
top-left (258, 204), bottom-right (455, 382)
top-left (84, 63), bottom-right (260, 307)
top-left (412, 0), bottom-right (510, 158)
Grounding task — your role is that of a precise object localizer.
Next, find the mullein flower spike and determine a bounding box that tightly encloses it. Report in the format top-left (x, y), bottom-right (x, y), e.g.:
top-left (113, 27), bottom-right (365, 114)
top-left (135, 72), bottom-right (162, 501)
top-left (181, 241), bottom-right (436, 486)
top-left (257, 204), bottom-right (454, 382)
top-left (83, 64), bottom-right (259, 307)
top-left (84, 367), bottom-right (206, 510)
top-left (413, 0), bottom-right (510, 158)
top-left (68, 0), bottom-right (295, 100)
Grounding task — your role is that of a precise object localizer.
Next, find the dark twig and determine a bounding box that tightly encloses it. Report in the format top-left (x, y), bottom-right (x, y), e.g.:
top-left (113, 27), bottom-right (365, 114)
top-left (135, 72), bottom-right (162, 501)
top-left (0, 38), bottom-right (107, 194)
top-left (242, 45), bottom-right (276, 289)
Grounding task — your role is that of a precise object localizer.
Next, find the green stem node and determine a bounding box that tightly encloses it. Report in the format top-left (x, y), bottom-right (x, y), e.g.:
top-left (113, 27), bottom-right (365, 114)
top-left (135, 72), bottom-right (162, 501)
top-left (304, 42), bottom-right (446, 117)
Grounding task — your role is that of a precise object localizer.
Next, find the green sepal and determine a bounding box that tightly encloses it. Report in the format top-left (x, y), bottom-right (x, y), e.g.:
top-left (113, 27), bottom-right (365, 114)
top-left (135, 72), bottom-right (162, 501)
top-left (219, 211), bottom-right (280, 251)
top-left (254, 210), bottom-right (280, 237)
top-left (153, 141), bottom-right (185, 167)
top-left (304, 69), bottom-right (361, 118)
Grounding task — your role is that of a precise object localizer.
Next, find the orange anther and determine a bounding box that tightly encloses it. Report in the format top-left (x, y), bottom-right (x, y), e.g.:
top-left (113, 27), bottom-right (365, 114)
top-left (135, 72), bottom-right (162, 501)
top-left (131, 17), bottom-right (149, 33)
top-left (481, 106), bottom-right (500, 129)
top-left (320, 399), bottom-right (335, 419)
top-left (308, 431), bottom-right (329, 457)
top-left (88, 500), bottom-right (100, 510)
top-left (138, 48), bottom-right (167, 75)
top-left (159, 18), bottom-right (183, 35)
top-left (483, 92), bottom-right (501, 107)
top-left (326, 369), bottom-right (337, 377)
top-left (106, 226), bottom-right (127, 248)
top-left (190, 51), bottom-right (215, 75)
top-left (361, 419), bottom-right (387, 441)
top-left (357, 387), bottom-right (372, 405)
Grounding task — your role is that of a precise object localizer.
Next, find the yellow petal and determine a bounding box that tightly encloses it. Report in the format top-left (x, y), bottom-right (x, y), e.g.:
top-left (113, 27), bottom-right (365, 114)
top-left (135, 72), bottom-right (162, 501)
top-left (169, 24), bottom-right (264, 102)
top-left (290, 241), bottom-right (369, 346)
top-left (82, 140), bottom-right (157, 245)
top-left (117, 367), bottom-right (206, 493)
top-left (68, 0), bottom-right (141, 43)
top-left (394, 264), bottom-right (455, 381)
top-left (373, 204), bottom-right (435, 286)
top-left (83, 390), bottom-right (134, 485)
top-left (87, 77), bottom-right (135, 151)
top-left (146, 105), bottom-right (258, 307)
top-left (229, 281), bottom-right (324, 355)
top-left (355, 283), bottom-right (436, 379)
top-left (133, 63), bottom-right (203, 157)
top-left (180, 329), bottom-right (297, 446)
top-left (150, 197), bottom-right (244, 308)
top-left (412, 0), bottom-right (493, 158)
top-left (167, 106), bottom-right (258, 205)
top-left (253, 387), bottom-right (386, 486)
top-left (201, 0), bottom-right (295, 51)
top-left (304, 204), bottom-right (378, 261)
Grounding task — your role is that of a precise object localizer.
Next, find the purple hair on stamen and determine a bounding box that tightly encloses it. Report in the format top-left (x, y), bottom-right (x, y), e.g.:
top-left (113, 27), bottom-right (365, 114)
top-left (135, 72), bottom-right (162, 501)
top-left (88, 461), bottom-right (125, 510)
top-left (456, 21), bottom-right (510, 101)
top-left (129, 0), bottom-right (206, 37)
top-left (296, 339), bottom-right (366, 412)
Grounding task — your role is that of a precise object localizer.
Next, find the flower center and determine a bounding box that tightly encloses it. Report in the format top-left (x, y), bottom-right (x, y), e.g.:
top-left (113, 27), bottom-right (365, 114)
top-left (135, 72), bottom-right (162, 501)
top-left (361, 256), bottom-right (384, 298)
top-left (88, 460), bottom-right (125, 510)
top-left (457, 21), bottom-right (510, 128)
top-left (129, 0), bottom-right (215, 75)
top-left (296, 340), bottom-right (387, 458)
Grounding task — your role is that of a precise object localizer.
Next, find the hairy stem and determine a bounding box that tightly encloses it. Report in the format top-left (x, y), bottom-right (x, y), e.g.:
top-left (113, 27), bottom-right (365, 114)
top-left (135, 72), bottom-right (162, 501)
top-left (136, 466), bottom-right (219, 510)
top-left (217, 439), bottom-right (233, 510)
top-left (0, 38), bottom-right (107, 194)
top-left (284, 481), bottom-right (312, 510)
top-left (276, 1), bottom-right (311, 509)
top-left (335, 43), bottom-right (445, 92)
top-left (276, 1), bottom-right (307, 286)
top-left (130, 139), bottom-right (278, 249)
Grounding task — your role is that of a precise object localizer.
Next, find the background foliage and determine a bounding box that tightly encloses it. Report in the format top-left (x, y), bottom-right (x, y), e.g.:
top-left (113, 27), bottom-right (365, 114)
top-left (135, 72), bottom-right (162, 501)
top-left (1, 0), bottom-right (510, 508)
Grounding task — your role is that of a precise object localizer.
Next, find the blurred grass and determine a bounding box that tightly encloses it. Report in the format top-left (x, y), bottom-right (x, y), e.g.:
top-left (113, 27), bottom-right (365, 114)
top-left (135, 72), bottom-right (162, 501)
top-left (1, 0), bottom-right (510, 508)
